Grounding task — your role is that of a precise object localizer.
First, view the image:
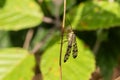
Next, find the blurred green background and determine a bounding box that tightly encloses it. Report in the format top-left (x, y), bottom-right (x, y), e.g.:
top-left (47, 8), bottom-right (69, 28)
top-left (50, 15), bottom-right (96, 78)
top-left (0, 0), bottom-right (120, 80)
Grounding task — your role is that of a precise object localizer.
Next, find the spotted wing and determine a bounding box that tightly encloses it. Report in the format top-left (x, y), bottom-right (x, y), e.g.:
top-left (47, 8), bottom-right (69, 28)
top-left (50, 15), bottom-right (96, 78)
top-left (64, 32), bottom-right (73, 62)
top-left (72, 33), bottom-right (78, 58)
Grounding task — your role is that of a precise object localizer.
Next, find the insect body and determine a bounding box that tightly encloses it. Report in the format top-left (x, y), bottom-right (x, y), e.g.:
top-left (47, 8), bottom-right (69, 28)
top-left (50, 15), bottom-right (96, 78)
top-left (64, 30), bottom-right (78, 62)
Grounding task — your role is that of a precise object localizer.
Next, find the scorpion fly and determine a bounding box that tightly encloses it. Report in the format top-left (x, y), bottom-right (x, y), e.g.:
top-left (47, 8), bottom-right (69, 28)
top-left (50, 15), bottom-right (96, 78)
top-left (64, 29), bottom-right (78, 63)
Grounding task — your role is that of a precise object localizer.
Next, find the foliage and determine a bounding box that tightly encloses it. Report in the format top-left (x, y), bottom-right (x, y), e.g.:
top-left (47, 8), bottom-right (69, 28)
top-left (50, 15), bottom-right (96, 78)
top-left (0, 0), bottom-right (120, 80)
top-left (0, 0), bottom-right (43, 31)
top-left (41, 38), bottom-right (95, 80)
top-left (0, 48), bottom-right (34, 80)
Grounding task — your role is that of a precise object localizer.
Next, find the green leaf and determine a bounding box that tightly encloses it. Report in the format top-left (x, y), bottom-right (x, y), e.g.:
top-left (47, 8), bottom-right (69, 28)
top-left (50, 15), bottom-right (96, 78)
top-left (68, 1), bottom-right (120, 31)
top-left (0, 0), bottom-right (43, 31)
top-left (0, 48), bottom-right (35, 80)
top-left (41, 38), bottom-right (95, 80)
top-left (43, 0), bottom-right (76, 16)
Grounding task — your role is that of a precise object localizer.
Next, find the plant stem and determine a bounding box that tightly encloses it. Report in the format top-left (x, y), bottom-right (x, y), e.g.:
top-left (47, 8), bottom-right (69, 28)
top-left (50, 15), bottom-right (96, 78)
top-left (23, 29), bottom-right (34, 49)
top-left (59, 0), bottom-right (66, 80)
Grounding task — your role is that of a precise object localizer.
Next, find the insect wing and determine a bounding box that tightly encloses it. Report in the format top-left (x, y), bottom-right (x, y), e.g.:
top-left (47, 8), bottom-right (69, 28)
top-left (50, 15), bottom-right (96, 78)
top-left (64, 32), bottom-right (73, 62)
top-left (72, 33), bottom-right (78, 58)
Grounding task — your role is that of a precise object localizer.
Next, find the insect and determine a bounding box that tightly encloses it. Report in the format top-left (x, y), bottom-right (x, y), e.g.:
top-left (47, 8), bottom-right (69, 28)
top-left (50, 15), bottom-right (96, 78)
top-left (64, 29), bottom-right (78, 62)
